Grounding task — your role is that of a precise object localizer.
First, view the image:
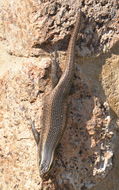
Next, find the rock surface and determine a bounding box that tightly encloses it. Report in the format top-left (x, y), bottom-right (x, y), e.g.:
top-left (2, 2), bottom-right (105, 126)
top-left (0, 0), bottom-right (119, 190)
top-left (0, 0), bottom-right (119, 56)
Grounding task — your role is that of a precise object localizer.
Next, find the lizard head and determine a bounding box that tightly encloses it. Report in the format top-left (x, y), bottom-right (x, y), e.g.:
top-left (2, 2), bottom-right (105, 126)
top-left (38, 147), bottom-right (54, 178)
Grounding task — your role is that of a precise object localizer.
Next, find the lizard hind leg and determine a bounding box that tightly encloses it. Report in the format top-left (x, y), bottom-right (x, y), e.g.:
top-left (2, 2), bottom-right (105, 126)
top-left (30, 120), bottom-right (40, 145)
top-left (50, 50), bottom-right (61, 89)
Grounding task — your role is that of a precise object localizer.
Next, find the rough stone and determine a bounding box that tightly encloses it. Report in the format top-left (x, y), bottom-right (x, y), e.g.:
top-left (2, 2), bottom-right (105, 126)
top-left (0, 0), bottom-right (118, 56)
top-left (0, 0), bottom-right (119, 190)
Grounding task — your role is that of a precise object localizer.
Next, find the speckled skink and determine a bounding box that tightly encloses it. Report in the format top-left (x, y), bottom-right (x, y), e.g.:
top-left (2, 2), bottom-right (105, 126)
top-left (31, 10), bottom-right (81, 178)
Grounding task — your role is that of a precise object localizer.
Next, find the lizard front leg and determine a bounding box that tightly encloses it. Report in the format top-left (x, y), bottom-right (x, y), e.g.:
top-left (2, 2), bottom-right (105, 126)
top-left (30, 120), bottom-right (40, 145)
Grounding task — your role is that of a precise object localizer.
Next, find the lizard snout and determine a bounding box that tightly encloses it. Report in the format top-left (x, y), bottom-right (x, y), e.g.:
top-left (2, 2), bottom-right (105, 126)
top-left (39, 162), bottom-right (50, 177)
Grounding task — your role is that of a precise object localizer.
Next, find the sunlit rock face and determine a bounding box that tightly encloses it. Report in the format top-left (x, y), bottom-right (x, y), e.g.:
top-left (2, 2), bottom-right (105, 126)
top-left (0, 0), bottom-right (119, 189)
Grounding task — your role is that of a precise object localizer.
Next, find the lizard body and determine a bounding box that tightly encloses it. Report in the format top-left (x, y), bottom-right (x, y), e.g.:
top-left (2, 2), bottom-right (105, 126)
top-left (32, 11), bottom-right (81, 177)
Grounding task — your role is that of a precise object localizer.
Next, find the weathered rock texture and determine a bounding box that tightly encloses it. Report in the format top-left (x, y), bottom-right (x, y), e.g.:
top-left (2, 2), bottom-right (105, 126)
top-left (0, 0), bottom-right (119, 190)
top-left (0, 0), bottom-right (119, 56)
